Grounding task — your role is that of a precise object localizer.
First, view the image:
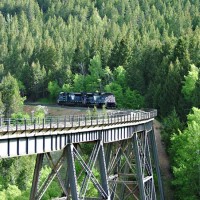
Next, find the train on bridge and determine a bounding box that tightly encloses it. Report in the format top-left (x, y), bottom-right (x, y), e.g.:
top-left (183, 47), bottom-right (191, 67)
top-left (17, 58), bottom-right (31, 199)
top-left (57, 92), bottom-right (116, 108)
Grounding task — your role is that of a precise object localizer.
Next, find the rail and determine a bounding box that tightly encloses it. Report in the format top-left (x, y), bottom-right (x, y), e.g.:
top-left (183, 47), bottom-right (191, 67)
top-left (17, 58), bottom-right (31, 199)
top-left (0, 109), bottom-right (157, 134)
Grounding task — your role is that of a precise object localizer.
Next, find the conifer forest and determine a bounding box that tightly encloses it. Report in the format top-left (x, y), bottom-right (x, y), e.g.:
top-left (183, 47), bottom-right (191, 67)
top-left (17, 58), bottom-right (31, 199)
top-left (0, 0), bottom-right (199, 199)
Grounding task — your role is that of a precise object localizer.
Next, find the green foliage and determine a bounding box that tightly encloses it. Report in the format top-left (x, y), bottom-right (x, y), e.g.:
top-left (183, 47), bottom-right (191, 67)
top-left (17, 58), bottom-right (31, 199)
top-left (73, 74), bottom-right (85, 92)
top-left (102, 104), bottom-right (107, 117)
top-left (105, 82), bottom-right (123, 107)
top-left (0, 92), bottom-right (5, 116)
top-left (4, 184), bottom-right (22, 200)
top-left (123, 88), bottom-right (144, 109)
top-left (0, 156), bottom-right (35, 199)
top-left (105, 80), bottom-right (144, 109)
top-left (76, 143), bottom-right (100, 197)
top-left (0, 73), bottom-right (25, 117)
top-left (170, 107), bottom-right (200, 199)
top-left (62, 83), bottom-right (72, 92)
top-left (113, 66), bottom-right (127, 88)
top-left (0, 0), bottom-right (199, 198)
top-left (0, 0), bottom-right (198, 115)
top-left (88, 54), bottom-right (103, 80)
top-left (40, 166), bottom-right (62, 200)
top-left (48, 81), bottom-right (61, 99)
top-left (182, 64), bottom-right (199, 100)
top-left (104, 66), bottom-right (113, 85)
top-left (11, 112), bottom-right (30, 120)
top-left (92, 106), bottom-right (98, 117)
top-left (11, 112), bottom-right (30, 125)
top-left (33, 105), bottom-right (48, 120)
top-left (30, 61), bottom-right (46, 99)
top-left (161, 109), bottom-right (183, 151)
top-left (86, 107), bottom-right (91, 118)
top-left (192, 72), bottom-right (200, 107)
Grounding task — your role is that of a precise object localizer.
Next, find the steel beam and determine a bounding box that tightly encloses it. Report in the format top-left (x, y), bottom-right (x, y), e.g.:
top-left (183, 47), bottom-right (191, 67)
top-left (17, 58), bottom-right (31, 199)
top-left (98, 141), bottom-right (111, 200)
top-left (46, 152), bottom-right (68, 196)
top-left (30, 153), bottom-right (44, 200)
top-left (150, 129), bottom-right (165, 200)
top-left (133, 130), bottom-right (156, 200)
top-left (67, 143), bottom-right (79, 200)
top-left (80, 142), bottom-right (101, 197)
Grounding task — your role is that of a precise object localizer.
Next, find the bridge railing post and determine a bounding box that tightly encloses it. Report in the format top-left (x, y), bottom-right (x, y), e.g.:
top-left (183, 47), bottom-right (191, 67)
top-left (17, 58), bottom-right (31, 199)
top-left (64, 116), bottom-right (66, 127)
top-left (43, 118), bottom-right (45, 129)
top-left (33, 118), bottom-right (36, 130)
top-left (24, 119), bottom-right (27, 131)
top-left (7, 118), bottom-right (10, 132)
top-left (16, 119), bottom-right (18, 131)
top-left (78, 116), bottom-right (80, 127)
top-left (69, 115), bottom-right (71, 126)
top-left (50, 118), bottom-right (52, 129)
top-left (57, 118), bottom-right (59, 128)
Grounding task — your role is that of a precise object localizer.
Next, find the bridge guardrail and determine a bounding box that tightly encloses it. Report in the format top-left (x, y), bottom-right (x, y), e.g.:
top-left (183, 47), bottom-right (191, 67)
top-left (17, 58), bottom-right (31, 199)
top-left (0, 109), bottom-right (157, 133)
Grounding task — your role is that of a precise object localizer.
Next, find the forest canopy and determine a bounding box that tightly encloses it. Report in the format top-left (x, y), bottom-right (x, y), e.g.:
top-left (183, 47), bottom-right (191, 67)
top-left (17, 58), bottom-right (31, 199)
top-left (0, 0), bottom-right (199, 116)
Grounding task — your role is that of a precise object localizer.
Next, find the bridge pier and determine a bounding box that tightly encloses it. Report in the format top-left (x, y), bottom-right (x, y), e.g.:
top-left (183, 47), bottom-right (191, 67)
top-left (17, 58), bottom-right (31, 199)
top-left (67, 143), bottom-right (79, 200)
top-left (133, 130), bottom-right (156, 200)
top-left (30, 154), bottom-right (44, 200)
top-left (29, 128), bottom-right (164, 199)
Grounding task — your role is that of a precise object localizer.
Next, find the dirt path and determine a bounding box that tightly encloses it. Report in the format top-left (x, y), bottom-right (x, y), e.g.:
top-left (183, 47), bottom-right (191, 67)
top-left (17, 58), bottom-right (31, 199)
top-left (153, 120), bottom-right (173, 200)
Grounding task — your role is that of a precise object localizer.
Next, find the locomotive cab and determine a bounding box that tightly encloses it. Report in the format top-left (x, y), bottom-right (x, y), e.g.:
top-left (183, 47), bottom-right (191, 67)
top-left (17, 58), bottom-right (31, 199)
top-left (57, 92), bottom-right (67, 105)
top-left (101, 93), bottom-right (116, 108)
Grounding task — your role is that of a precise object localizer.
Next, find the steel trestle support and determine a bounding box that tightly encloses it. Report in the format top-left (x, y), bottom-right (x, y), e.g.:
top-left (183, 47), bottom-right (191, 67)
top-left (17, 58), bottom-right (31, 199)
top-left (30, 128), bottom-right (164, 199)
top-left (30, 154), bottom-right (44, 200)
top-left (133, 129), bottom-right (157, 200)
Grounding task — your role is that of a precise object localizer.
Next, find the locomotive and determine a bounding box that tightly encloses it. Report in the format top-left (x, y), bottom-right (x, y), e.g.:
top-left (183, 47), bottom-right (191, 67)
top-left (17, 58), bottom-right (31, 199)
top-left (57, 92), bottom-right (116, 108)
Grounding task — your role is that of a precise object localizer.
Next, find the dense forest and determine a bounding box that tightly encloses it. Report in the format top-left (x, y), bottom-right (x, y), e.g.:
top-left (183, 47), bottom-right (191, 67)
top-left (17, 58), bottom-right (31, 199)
top-left (0, 0), bottom-right (199, 199)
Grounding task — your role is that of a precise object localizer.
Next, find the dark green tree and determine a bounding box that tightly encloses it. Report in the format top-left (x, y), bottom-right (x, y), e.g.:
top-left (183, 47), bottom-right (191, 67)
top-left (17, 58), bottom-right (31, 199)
top-left (0, 73), bottom-right (25, 117)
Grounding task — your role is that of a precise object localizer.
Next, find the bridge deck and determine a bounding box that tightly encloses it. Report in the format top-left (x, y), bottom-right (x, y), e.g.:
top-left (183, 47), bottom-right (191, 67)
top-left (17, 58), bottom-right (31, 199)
top-left (0, 109), bottom-right (156, 135)
top-left (0, 109), bottom-right (157, 158)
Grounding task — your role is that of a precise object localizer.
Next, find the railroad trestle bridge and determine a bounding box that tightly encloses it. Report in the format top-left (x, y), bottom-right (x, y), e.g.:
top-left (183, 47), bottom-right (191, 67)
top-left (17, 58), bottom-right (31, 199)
top-left (0, 109), bottom-right (164, 200)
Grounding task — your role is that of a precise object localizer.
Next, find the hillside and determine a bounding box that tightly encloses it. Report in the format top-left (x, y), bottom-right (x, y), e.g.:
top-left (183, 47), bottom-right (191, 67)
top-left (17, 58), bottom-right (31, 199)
top-left (0, 0), bottom-right (199, 199)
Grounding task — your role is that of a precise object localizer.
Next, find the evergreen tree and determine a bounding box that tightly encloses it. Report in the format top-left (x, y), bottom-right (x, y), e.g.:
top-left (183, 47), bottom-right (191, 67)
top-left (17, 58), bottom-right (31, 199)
top-left (0, 73), bottom-right (25, 117)
top-left (30, 61), bottom-right (46, 99)
top-left (182, 64), bottom-right (199, 101)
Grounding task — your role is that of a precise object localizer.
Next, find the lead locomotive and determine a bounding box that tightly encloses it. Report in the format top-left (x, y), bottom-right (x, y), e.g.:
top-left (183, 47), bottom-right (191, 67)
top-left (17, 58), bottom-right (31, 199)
top-left (57, 92), bottom-right (116, 108)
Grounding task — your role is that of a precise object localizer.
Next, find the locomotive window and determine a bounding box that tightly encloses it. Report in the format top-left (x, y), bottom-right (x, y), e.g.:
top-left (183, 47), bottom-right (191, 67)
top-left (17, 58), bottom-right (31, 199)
top-left (94, 95), bottom-right (100, 100)
top-left (70, 94), bottom-right (75, 100)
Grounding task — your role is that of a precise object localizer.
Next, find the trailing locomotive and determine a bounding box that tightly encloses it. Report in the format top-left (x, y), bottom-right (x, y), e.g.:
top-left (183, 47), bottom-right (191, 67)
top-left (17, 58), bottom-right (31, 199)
top-left (57, 92), bottom-right (116, 108)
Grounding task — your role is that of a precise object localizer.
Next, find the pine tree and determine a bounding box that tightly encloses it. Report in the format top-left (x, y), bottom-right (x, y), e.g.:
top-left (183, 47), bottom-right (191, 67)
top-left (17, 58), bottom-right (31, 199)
top-left (0, 73), bottom-right (25, 117)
